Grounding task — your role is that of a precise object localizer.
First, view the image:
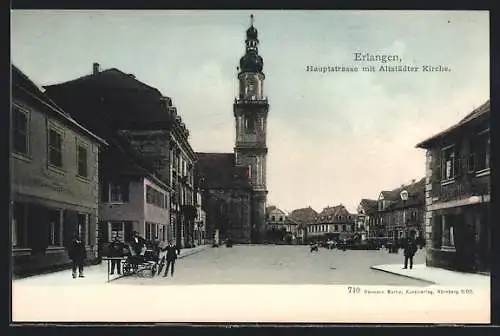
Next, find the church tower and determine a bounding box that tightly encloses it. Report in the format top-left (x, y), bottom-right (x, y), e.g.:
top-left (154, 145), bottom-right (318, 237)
top-left (234, 14), bottom-right (269, 243)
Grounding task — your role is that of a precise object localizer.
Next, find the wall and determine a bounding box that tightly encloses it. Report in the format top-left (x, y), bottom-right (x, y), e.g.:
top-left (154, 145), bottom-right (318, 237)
top-left (11, 98), bottom-right (100, 275)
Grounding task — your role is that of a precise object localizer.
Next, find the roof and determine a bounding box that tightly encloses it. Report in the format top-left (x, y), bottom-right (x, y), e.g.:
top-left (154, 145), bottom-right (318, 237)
top-left (379, 178), bottom-right (425, 211)
top-left (11, 64), bottom-right (107, 146)
top-left (266, 205), bottom-right (286, 216)
top-left (289, 206), bottom-right (318, 225)
top-left (359, 199), bottom-right (378, 214)
top-left (43, 68), bottom-right (172, 129)
top-left (195, 152), bottom-right (252, 190)
top-left (416, 100), bottom-right (490, 149)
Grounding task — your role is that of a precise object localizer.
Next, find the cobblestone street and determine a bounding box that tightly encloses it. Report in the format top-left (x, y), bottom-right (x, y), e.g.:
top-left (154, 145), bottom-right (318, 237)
top-left (113, 245), bottom-right (429, 286)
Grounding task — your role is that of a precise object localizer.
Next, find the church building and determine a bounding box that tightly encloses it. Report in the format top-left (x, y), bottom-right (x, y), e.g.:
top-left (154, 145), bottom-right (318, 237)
top-left (196, 15), bottom-right (269, 244)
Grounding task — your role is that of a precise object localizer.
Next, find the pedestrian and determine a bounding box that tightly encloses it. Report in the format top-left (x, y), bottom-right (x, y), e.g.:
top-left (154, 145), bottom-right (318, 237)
top-left (130, 231), bottom-right (147, 257)
top-left (161, 240), bottom-right (181, 278)
top-left (68, 234), bottom-right (86, 278)
top-left (402, 231), bottom-right (418, 269)
top-left (108, 236), bottom-right (124, 275)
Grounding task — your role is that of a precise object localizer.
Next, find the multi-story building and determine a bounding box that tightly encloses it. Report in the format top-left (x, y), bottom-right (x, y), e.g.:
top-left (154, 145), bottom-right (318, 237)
top-left (97, 135), bottom-right (172, 246)
top-left (44, 64), bottom-right (197, 248)
top-left (193, 188), bottom-right (206, 245)
top-left (416, 100), bottom-right (490, 273)
top-left (376, 178), bottom-right (425, 240)
top-left (306, 205), bottom-right (356, 242)
top-left (11, 65), bottom-right (107, 276)
top-left (288, 206), bottom-right (318, 244)
top-left (265, 206), bottom-right (299, 243)
top-left (356, 199), bottom-right (378, 239)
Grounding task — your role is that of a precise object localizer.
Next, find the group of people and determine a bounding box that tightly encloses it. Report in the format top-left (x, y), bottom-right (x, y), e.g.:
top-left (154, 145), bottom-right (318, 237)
top-left (107, 231), bottom-right (181, 278)
top-left (66, 231), bottom-right (182, 279)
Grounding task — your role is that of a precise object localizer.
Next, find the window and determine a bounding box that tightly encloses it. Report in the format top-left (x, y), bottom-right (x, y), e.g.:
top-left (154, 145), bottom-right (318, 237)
top-left (279, 217), bottom-right (283, 221)
top-left (441, 146), bottom-right (456, 180)
top-left (111, 222), bottom-right (124, 241)
top-left (271, 216), bottom-right (275, 221)
top-left (334, 224), bottom-right (339, 232)
top-left (77, 213), bottom-right (88, 245)
top-left (48, 210), bottom-right (62, 246)
top-left (110, 183), bottom-right (124, 202)
top-left (469, 131), bottom-right (490, 172)
top-left (77, 144), bottom-right (88, 178)
top-left (441, 215), bottom-right (455, 248)
top-left (12, 202), bottom-right (28, 248)
top-left (342, 225), bottom-right (346, 232)
top-left (145, 222), bottom-right (159, 240)
top-left (12, 105), bottom-right (29, 155)
top-left (48, 127), bottom-right (63, 168)
top-left (146, 185), bottom-right (165, 208)
top-left (245, 115), bottom-right (256, 132)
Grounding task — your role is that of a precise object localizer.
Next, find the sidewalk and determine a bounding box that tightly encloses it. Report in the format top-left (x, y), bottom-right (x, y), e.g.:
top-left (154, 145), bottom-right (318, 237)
top-left (371, 263), bottom-right (490, 287)
top-left (12, 244), bottom-right (210, 286)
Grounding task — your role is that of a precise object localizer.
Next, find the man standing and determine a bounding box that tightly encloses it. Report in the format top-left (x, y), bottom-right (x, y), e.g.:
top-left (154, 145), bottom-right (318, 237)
top-left (402, 231), bottom-right (418, 269)
top-left (161, 240), bottom-right (180, 278)
top-left (68, 235), bottom-right (86, 278)
top-left (130, 231), bottom-right (146, 256)
top-left (108, 236), bottom-right (125, 275)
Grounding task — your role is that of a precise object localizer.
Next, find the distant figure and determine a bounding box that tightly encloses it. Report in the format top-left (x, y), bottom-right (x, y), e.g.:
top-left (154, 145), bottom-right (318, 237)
top-left (310, 242), bottom-right (319, 253)
top-left (161, 240), bottom-right (181, 277)
top-left (402, 232), bottom-right (418, 269)
top-left (108, 236), bottom-right (125, 275)
top-left (68, 235), bottom-right (86, 278)
top-left (327, 239), bottom-right (334, 250)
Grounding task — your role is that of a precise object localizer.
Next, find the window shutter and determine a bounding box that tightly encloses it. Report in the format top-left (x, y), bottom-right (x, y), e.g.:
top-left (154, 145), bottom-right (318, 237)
top-left (121, 182), bottom-right (129, 202)
top-left (435, 151), bottom-right (442, 182)
top-left (101, 181), bottom-right (109, 202)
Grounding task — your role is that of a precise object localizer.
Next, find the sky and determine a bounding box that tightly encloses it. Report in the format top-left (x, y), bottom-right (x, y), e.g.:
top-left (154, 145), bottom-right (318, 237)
top-left (11, 10), bottom-right (489, 214)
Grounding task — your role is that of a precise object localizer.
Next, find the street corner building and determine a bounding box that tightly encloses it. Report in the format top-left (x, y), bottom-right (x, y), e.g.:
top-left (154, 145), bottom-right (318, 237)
top-left (195, 15), bottom-right (269, 244)
top-left (10, 65), bottom-right (107, 276)
top-left (376, 178), bottom-right (426, 240)
top-left (264, 206), bottom-right (300, 244)
top-left (43, 63), bottom-right (199, 249)
top-left (416, 100), bottom-right (490, 273)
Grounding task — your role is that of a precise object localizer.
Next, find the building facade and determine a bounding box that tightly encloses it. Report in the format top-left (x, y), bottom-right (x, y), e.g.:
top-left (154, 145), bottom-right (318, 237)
top-left (11, 65), bottom-right (106, 276)
top-left (416, 100), bottom-right (490, 273)
top-left (265, 206), bottom-right (298, 243)
top-left (376, 179), bottom-right (426, 240)
top-left (306, 205), bottom-right (356, 242)
top-left (44, 65), bottom-right (197, 248)
top-left (288, 206), bottom-right (318, 244)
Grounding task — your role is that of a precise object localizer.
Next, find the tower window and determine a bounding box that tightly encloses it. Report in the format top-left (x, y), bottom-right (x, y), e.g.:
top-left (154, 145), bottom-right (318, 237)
top-left (245, 116), bottom-right (256, 132)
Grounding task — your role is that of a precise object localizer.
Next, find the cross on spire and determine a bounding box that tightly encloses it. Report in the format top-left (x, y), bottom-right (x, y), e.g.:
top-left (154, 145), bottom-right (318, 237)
top-left (250, 14), bottom-right (254, 26)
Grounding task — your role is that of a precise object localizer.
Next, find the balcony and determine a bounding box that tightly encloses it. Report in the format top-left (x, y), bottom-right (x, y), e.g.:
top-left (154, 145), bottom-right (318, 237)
top-left (432, 177), bottom-right (490, 203)
top-left (234, 97), bottom-right (269, 105)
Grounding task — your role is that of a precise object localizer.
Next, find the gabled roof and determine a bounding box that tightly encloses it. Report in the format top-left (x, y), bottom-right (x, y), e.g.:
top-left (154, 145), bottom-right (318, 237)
top-left (12, 64), bottom-right (107, 146)
top-left (379, 178), bottom-right (425, 211)
top-left (318, 205), bottom-right (350, 218)
top-left (416, 100), bottom-right (490, 149)
top-left (266, 205), bottom-right (286, 216)
top-left (289, 206), bottom-right (318, 224)
top-left (359, 199), bottom-right (378, 214)
top-left (195, 152), bottom-right (252, 190)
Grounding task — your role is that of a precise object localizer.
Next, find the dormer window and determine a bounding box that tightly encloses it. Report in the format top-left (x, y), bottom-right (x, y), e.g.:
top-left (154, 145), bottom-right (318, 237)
top-left (400, 190), bottom-right (409, 201)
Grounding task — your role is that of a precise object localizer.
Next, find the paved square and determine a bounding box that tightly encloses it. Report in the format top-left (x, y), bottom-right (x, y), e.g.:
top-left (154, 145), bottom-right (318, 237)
top-left (113, 245), bottom-right (429, 286)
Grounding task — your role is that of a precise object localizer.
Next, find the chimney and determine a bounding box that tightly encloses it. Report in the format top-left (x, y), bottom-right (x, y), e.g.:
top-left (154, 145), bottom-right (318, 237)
top-left (411, 179), bottom-right (416, 184)
top-left (93, 62), bottom-right (100, 75)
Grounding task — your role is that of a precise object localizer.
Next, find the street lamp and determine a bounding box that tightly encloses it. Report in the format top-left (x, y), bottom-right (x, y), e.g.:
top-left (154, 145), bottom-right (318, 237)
top-left (400, 190), bottom-right (408, 238)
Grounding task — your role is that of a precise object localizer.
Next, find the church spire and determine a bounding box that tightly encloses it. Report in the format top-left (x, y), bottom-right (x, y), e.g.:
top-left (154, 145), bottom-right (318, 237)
top-left (240, 14), bottom-right (263, 74)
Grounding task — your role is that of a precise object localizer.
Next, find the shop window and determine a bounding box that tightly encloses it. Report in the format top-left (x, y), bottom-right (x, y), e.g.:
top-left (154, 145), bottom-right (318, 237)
top-left (48, 209), bottom-right (62, 246)
top-left (441, 215), bottom-right (455, 248)
top-left (12, 202), bottom-right (28, 248)
top-left (441, 146), bottom-right (457, 180)
top-left (77, 213), bottom-right (89, 245)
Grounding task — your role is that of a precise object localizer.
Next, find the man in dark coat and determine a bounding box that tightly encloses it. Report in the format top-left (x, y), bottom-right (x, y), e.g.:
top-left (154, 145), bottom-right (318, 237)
top-left (130, 231), bottom-right (146, 257)
top-left (161, 240), bottom-right (181, 277)
top-left (108, 236), bottom-right (125, 275)
top-left (402, 231), bottom-right (418, 269)
top-left (68, 235), bottom-right (86, 278)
